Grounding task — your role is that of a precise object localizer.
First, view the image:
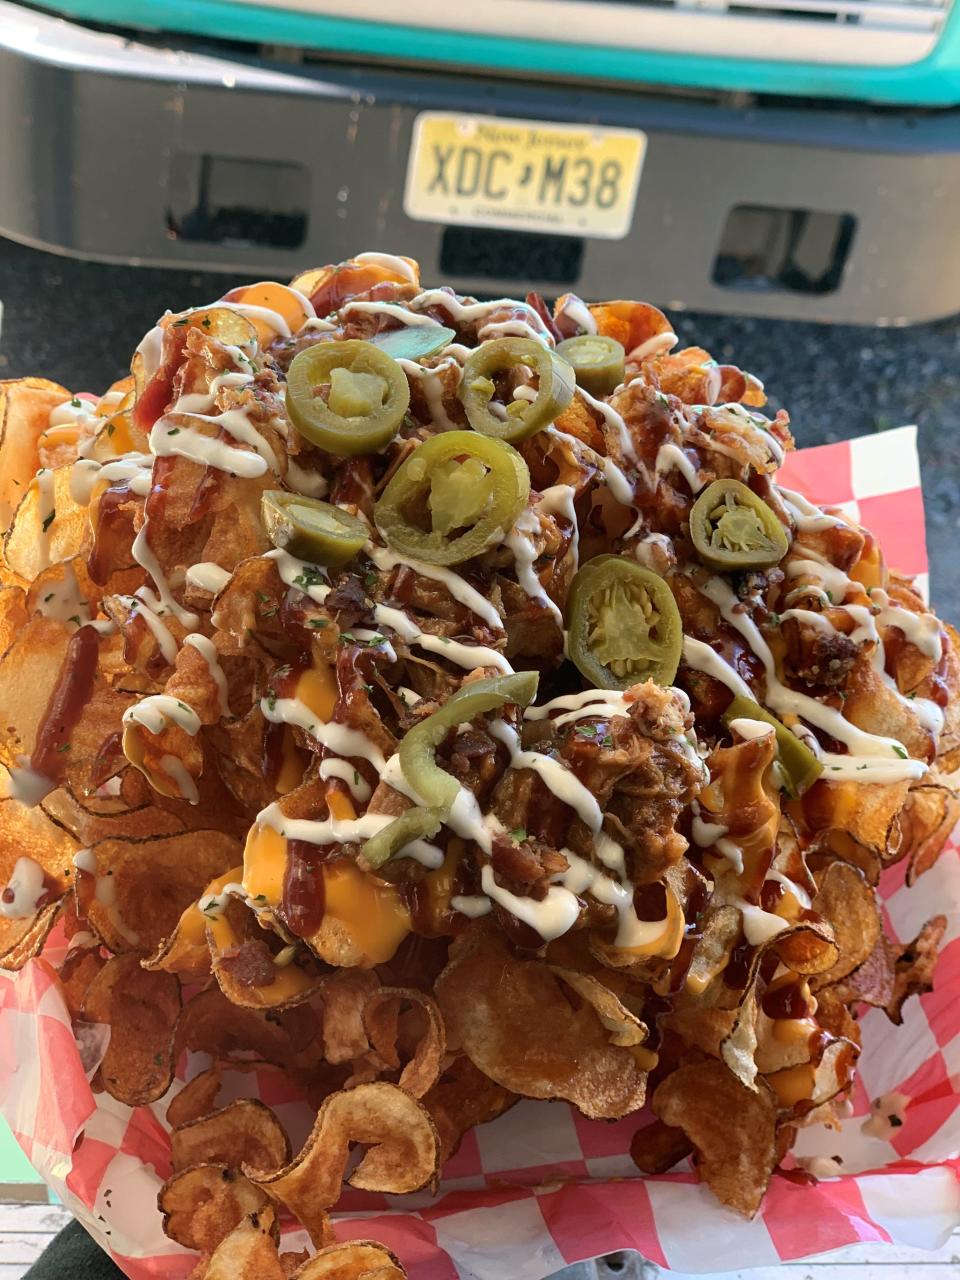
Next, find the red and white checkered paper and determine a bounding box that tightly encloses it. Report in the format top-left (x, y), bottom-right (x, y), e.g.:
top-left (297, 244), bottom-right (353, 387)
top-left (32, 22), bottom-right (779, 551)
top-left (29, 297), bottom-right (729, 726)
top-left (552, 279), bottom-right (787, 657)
top-left (1, 425), bottom-right (958, 1278)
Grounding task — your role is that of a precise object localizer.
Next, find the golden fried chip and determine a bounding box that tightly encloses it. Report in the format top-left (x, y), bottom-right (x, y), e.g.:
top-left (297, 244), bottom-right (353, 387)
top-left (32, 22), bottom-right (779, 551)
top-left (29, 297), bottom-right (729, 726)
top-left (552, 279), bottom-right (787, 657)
top-left (175, 988), bottom-right (324, 1075)
top-left (167, 1067), bottom-right (223, 1130)
top-left (362, 987), bottom-right (445, 1097)
top-left (171, 1100), bottom-right (291, 1174)
top-left (85, 831), bottom-right (241, 954)
top-left (629, 1119), bottom-right (692, 1175)
top-left (289, 1240), bottom-right (406, 1280)
top-left (0, 378), bottom-right (72, 528)
top-left (210, 897), bottom-right (324, 1011)
top-left (322, 970), bottom-right (379, 1064)
top-left (436, 928), bottom-right (648, 1119)
top-left (245, 1083), bottom-right (438, 1245)
top-left (57, 944), bottom-right (106, 1019)
top-left (4, 465), bottom-right (88, 581)
top-left (423, 1055), bottom-right (516, 1166)
top-left (901, 783), bottom-right (960, 885)
top-left (189, 1207), bottom-right (284, 1280)
top-left (810, 861), bottom-right (881, 989)
top-left (549, 968), bottom-right (648, 1049)
top-left (81, 954), bottom-right (180, 1105)
top-left (653, 1061), bottom-right (778, 1217)
top-left (159, 1163), bottom-right (270, 1253)
top-left (144, 867), bottom-right (242, 981)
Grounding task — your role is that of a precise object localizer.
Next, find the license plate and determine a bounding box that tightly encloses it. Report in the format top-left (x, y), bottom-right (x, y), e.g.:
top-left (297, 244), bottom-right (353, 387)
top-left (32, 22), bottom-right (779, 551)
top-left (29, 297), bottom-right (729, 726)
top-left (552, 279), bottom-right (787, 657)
top-left (404, 112), bottom-right (646, 241)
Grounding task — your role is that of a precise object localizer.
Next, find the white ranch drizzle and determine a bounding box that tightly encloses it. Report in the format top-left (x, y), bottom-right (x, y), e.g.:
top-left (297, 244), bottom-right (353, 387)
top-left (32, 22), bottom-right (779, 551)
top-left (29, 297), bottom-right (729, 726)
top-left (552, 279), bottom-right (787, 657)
top-left (150, 409), bottom-right (275, 478)
top-left (546, 427), bottom-right (634, 505)
top-left (261, 695), bottom-right (387, 770)
top-left (766, 869), bottom-right (813, 910)
top-left (488, 719), bottom-right (603, 830)
top-left (122, 694), bottom-right (201, 737)
top-left (734, 899), bottom-right (790, 945)
top-left (135, 325), bottom-right (165, 382)
top-left (341, 300), bottom-right (443, 328)
top-left (524, 688), bottom-right (631, 727)
top-left (131, 525), bottom-right (199, 629)
top-left (263, 548), bottom-right (330, 604)
top-left (6, 759), bottom-right (55, 807)
top-left (699, 574), bottom-right (922, 774)
top-left (537, 484), bottom-right (579, 574)
top-left (161, 755), bottom-right (200, 805)
top-left (577, 386), bottom-right (638, 465)
top-left (479, 863), bottom-right (581, 941)
top-left (213, 300), bottom-right (293, 338)
top-left (35, 468), bottom-right (57, 570)
top-left (503, 507), bottom-right (563, 625)
top-left (629, 331), bottom-right (678, 362)
top-left (0, 857), bottom-right (46, 919)
top-left (373, 604), bottom-right (513, 674)
top-left (319, 757), bottom-right (372, 804)
top-left (681, 636), bottom-right (755, 701)
top-left (396, 357), bottom-right (462, 431)
top-left (69, 454), bottom-right (153, 505)
top-left (352, 251), bottom-right (418, 283)
top-left (285, 456), bottom-right (330, 498)
top-left (185, 562), bottom-right (231, 594)
top-left (184, 634), bottom-right (231, 716)
top-left (778, 486), bottom-right (845, 532)
top-left (129, 590), bottom-right (178, 665)
top-left (366, 543), bottom-right (504, 632)
top-left (298, 317), bottom-right (338, 334)
top-left (409, 290), bottom-right (554, 345)
top-left (728, 717), bottom-right (775, 742)
top-left (655, 442), bottom-right (702, 492)
top-left (36, 561), bottom-right (91, 627)
top-left (556, 295), bottom-right (597, 334)
top-left (73, 849), bottom-right (141, 942)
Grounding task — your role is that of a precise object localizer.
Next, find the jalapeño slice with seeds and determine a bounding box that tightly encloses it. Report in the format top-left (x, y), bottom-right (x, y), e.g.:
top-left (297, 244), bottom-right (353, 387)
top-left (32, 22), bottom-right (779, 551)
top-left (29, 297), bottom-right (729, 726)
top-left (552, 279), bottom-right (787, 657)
top-left (555, 335), bottom-right (626, 398)
top-left (567, 556), bottom-right (682, 689)
top-left (261, 491), bottom-right (368, 566)
top-left (374, 430), bottom-right (530, 566)
top-left (690, 479), bottom-right (789, 571)
top-left (285, 339), bottom-right (410, 456)
top-left (458, 337), bottom-right (575, 443)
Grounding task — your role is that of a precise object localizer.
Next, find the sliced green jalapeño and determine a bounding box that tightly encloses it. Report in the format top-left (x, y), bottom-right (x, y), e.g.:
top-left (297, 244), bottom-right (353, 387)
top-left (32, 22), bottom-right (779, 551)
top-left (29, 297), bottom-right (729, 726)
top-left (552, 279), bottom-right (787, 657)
top-left (374, 430), bottom-right (530, 566)
top-left (458, 337), bottom-right (575, 443)
top-left (690, 479), bottom-right (789, 571)
top-left (261, 491), bottom-right (368, 567)
top-left (555, 335), bottom-right (626, 398)
top-left (566, 556), bottom-right (683, 690)
top-left (362, 672), bottom-right (539, 868)
top-left (285, 339), bottom-right (410, 456)
top-left (723, 694), bottom-right (823, 797)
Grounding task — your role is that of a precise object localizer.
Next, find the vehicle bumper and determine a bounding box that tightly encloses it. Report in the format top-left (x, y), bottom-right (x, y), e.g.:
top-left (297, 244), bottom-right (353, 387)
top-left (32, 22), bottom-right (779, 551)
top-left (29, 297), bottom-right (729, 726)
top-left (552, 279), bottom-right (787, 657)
top-left (2, 1), bottom-right (960, 324)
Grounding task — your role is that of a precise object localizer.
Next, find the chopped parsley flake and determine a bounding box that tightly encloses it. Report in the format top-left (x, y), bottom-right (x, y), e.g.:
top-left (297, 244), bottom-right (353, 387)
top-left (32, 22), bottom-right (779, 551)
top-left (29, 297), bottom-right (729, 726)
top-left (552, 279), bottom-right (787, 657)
top-left (293, 565), bottom-right (325, 589)
top-left (106, 423), bottom-right (116, 437)
top-left (892, 745), bottom-right (908, 760)
top-left (70, 397), bottom-right (82, 409)
top-left (43, 593), bottom-right (55, 603)
top-left (307, 618), bottom-right (329, 629)
top-left (511, 827), bottom-right (527, 843)
top-left (68, 615), bottom-right (81, 626)
top-left (167, 427), bottom-right (181, 436)
top-left (42, 510), bottom-right (56, 532)
top-left (56, 742), bottom-right (71, 753)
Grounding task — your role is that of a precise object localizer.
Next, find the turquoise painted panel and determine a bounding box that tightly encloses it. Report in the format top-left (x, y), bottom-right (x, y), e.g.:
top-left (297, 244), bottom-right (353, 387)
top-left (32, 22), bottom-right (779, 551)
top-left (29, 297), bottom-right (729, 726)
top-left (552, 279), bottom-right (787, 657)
top-left (29, 1), bottom-right (960, 107)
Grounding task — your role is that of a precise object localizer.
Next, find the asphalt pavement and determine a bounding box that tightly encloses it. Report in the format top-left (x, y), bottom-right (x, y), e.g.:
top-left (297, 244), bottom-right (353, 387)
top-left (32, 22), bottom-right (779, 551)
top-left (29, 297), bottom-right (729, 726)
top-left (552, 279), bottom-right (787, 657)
top-left (1, 236), bottom-right (957, 620)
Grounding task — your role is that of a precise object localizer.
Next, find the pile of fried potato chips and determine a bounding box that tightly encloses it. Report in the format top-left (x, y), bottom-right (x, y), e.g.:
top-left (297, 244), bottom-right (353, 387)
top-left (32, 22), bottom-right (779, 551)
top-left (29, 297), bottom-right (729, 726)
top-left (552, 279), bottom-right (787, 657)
top-left (0, 253), bottom-right (957, 1274)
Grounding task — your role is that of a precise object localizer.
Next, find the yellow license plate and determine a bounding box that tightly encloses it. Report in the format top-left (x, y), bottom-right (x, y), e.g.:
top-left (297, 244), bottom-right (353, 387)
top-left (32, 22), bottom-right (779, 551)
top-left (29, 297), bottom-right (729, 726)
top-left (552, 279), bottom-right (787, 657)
top-left (404, 112), bottom-right (646, 241)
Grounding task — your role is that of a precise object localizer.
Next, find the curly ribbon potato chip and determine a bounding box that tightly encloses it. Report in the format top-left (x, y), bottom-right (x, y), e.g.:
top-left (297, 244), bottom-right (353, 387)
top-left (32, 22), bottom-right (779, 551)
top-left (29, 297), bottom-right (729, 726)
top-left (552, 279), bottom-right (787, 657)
top-left (244, 1083), bottom-right (439, 1246)
top-left (81, 953), bottom-right (181, 1105)
top-left (159, 1163), bottom-right (270, 1253)
top-left (423, 1055), bottom-right (516, 1165)
top-left (361, 986), bottom-right (446, 1097)
top-left (166, 1067), bottom-right (224, 1130)
top-left (171, 1100), bottom-right (291, 1175)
